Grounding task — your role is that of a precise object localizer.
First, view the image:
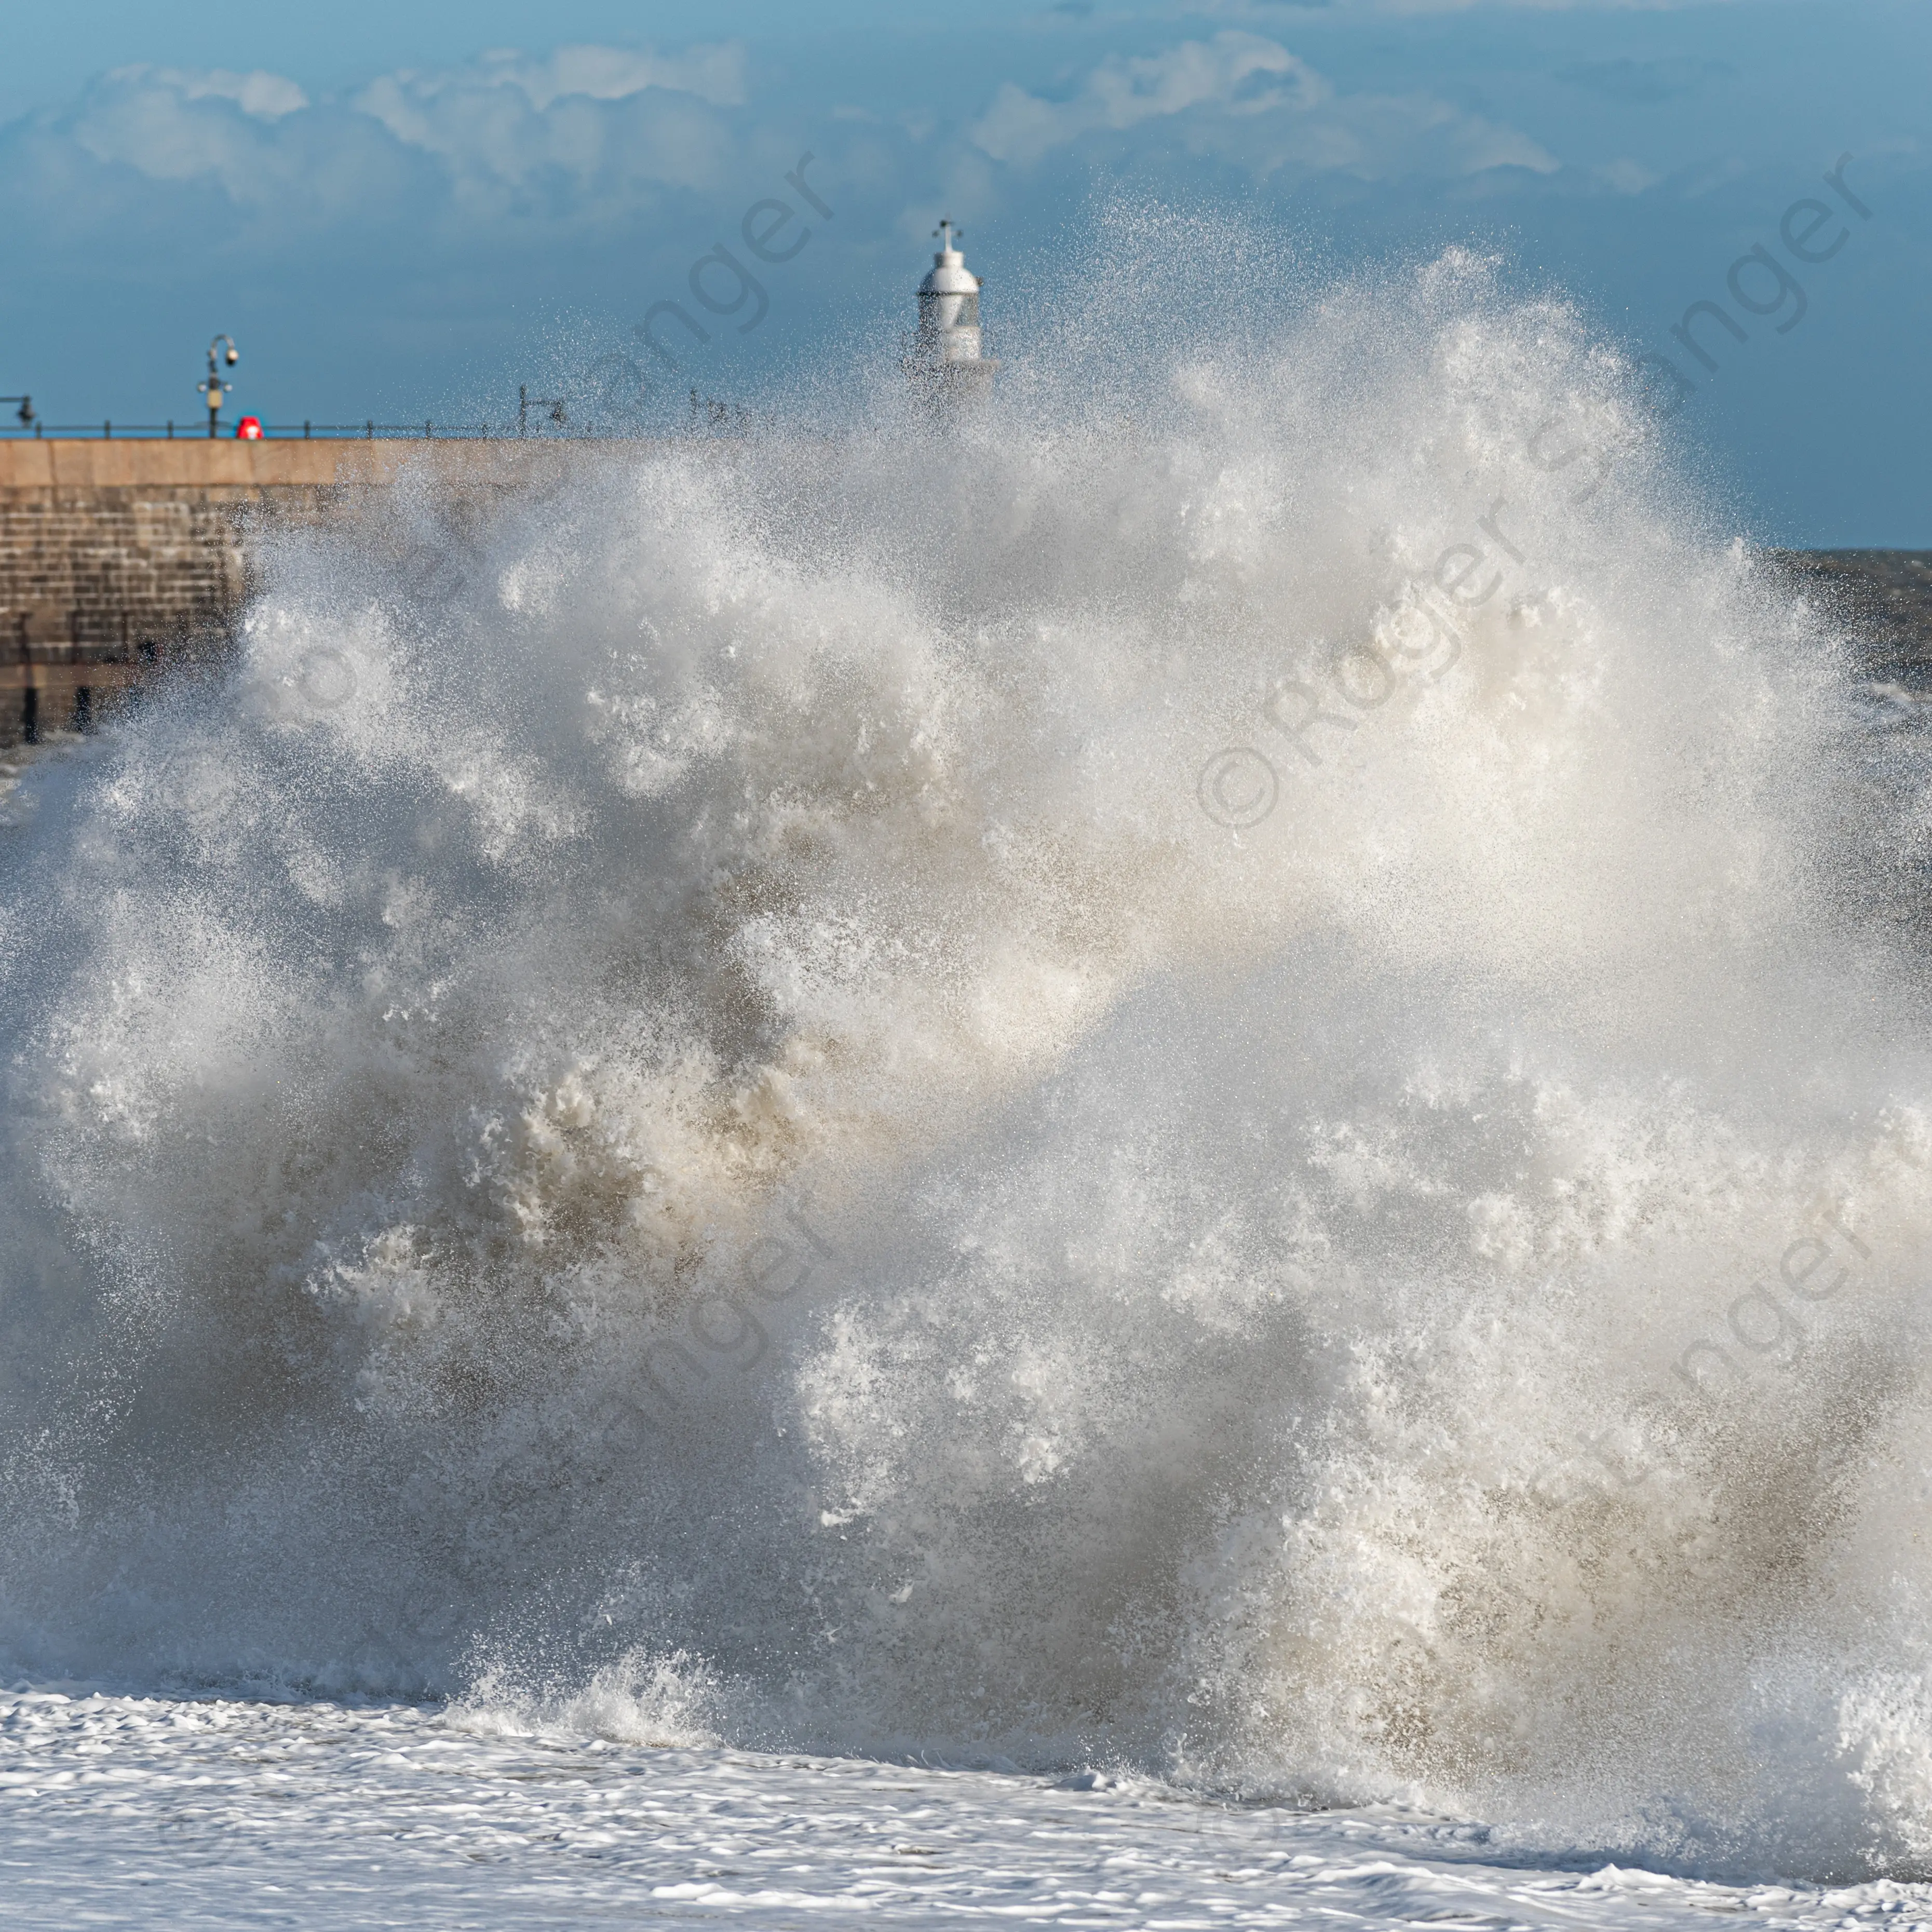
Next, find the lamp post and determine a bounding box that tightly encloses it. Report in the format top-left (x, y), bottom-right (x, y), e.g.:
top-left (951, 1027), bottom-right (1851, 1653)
top-left (198, 335), bottom-right (238, 438)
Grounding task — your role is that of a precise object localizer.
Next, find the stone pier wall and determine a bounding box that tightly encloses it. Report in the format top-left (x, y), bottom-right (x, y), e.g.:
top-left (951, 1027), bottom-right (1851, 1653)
top-left (0, 440), bottom-right (613, 744)
top-left (10, 440), bottom-right (1925, 753)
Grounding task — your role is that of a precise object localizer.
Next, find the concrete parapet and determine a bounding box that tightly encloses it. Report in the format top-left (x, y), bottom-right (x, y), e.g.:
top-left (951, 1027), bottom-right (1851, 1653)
top-left (0, 438), bottom-right (641, 491)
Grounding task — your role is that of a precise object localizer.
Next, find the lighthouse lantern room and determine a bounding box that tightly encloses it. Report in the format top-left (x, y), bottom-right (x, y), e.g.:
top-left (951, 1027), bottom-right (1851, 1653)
top-left (909, 218), bottom-right (996, 399)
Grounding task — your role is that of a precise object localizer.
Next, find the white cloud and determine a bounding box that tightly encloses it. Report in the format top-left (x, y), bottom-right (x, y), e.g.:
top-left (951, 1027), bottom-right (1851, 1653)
top-left (70, 67), bottom-right (322, 191)
top-left (147, 67), bottom-right (311, 120)
top-left (974, 34), bottom-right (1326, 166)
top-left (494, 44), bottom-right (744, 111)
top-left (35, 44), bottom-right (749, 227)
top-left (354, 42), bottom-right (745, 143)
top-left (969, 32), bottom-right (1558, 180)
top-left (352, 46), bottom-right (745, 207)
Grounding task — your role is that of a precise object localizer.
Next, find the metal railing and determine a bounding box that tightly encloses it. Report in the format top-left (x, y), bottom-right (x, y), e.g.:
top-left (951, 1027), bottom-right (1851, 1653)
top-left (0, 421), bottom-right (557, 441)
top-left (0, 388), bottom-right (593, 440)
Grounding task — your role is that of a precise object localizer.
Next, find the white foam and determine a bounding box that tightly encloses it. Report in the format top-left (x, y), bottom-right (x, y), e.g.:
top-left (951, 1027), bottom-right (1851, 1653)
top-left (3, 227), bottom-right (1930, 1882)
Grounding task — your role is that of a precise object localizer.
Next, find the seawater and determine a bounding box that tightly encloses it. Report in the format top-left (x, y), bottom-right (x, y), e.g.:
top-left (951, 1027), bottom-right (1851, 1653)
top-left (6, 233), bottom-right (1932, 1908)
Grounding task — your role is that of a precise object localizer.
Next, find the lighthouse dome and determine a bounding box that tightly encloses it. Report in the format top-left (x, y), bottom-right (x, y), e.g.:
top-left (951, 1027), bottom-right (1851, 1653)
top-left (918, 252), bottom-right (980, 300)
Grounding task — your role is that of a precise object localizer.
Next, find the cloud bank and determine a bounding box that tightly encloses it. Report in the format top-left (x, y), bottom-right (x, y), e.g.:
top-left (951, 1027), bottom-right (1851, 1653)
top-left (5, 29), bottom-right (1563, 262)
top-left (6, 44), bottom-right (753, 243)
top-left (970, 32), bottom-right (1558, 181)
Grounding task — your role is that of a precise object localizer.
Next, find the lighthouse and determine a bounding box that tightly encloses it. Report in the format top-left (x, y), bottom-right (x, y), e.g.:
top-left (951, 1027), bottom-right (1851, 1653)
top-left (908, 219), bottom-right (996, 400)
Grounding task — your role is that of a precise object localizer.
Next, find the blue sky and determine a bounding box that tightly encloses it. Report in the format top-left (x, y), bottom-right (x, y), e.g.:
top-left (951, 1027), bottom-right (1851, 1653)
top-left (0, 1), bottom-right (1924, 543)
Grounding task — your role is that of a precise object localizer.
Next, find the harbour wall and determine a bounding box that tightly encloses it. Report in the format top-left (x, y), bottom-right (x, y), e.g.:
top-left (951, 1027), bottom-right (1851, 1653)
top-left (4, 442), bottom-right (1926, 750)
top-left (0, 439), bottom-right (616, 744)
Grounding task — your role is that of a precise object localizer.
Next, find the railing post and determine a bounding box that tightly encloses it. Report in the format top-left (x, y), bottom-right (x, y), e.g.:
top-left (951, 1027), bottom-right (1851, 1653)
top-left (103, 421), bottom-right (111, 439)
top-left (366, 420), bottom-right (374, 440)
top-left (304, 421), bottom-right (311, 439)
top-left (167, 421), bottom-right (174, 439)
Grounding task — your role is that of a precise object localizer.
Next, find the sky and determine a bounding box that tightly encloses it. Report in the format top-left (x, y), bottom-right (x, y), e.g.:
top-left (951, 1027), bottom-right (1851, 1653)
top-left (0, 0), bottom-right (1923, 544)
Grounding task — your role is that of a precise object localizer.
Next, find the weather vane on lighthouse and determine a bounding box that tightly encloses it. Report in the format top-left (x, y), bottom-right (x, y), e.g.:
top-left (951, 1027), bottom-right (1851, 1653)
top-left (907, 217), bottom-right (996, 401)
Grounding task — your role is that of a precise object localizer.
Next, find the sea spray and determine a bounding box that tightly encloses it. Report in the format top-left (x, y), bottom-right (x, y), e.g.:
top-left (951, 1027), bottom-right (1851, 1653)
top-left (3, 227), bottom-right (1931, 1881)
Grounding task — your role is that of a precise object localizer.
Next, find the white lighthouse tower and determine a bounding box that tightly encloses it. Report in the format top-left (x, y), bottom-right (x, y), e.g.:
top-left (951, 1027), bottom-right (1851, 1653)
top-left (909, 219), bottom-right (996, 400)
